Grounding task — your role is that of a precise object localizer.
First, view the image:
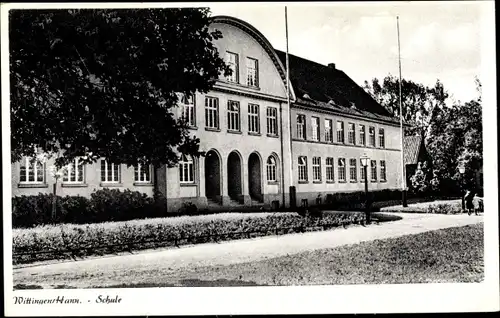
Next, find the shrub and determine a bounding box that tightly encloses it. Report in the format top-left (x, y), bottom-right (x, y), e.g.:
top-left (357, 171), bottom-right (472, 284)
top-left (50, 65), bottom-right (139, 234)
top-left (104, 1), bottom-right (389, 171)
top-left (12, 211), bottom-right (366, 264)
top-left (12, 189), bottom-right (156, 228)
top-left (380, 200), bottom-right (463, 214)
top-left (59, 196), bottom-right (93, 224)
top-left (89, 188), bottom-right (155, 222)
top-left (12, 193), bottom-right (62, 228)
top-left (427, 202), bottom-right (462, 214)
top-left (178, 202), bottom-right (198, 214)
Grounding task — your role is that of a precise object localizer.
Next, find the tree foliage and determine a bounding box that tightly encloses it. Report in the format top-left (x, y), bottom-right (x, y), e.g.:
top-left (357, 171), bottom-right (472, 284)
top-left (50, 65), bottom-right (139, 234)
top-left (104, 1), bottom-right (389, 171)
top-left (363, 75), bottom-right (449, 136)
top-left (10, 8), bottom-right (231, 168)
top-left (364, 75), bottom-right (483, 194)
top-left (409, 161), bottom-right (430, 194)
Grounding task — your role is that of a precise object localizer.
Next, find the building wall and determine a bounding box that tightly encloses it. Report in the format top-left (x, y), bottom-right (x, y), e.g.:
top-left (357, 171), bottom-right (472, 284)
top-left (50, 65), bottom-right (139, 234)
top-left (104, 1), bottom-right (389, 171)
top-left (11, 159), bottom-right (154, 198)
top-left (289, 106), bottom-right (403, 206)
top-left (161, 21), bottom-right (291, 212)
top-left (11, 17), bottom-right (404, 212)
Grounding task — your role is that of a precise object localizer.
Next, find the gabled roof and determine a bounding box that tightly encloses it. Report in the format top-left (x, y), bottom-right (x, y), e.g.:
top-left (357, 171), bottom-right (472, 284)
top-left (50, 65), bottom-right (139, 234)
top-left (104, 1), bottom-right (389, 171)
top-left (403, 135), bottom-right (423, 165)
top-left (274, 50), bottom-right (400, 124)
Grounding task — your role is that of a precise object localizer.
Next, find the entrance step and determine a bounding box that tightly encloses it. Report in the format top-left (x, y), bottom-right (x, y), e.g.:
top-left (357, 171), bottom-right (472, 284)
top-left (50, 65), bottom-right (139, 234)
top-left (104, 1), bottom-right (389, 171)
top-left (207, 198), bottom-right (222, 206)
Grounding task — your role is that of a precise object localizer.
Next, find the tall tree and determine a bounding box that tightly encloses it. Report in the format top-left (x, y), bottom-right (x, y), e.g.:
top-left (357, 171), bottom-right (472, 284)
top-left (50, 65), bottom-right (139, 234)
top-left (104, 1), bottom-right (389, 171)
top-left (10, 8), bottom-right (231, 168)
top-left (425, 78), bottom-right (482, 193)
top-left (363, 75), bottom-right (449, 136)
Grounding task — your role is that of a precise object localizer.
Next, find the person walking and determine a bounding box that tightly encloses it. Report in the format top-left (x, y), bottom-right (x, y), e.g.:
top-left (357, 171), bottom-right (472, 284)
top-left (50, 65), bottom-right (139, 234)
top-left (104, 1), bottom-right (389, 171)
top-left (464, 190), bottom-right (475, 215)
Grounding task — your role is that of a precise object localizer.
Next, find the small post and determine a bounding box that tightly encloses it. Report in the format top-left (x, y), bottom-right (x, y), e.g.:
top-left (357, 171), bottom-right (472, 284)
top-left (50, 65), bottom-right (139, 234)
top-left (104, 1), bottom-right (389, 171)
top-left (364, 165), bottom-right (370, 224)
top-left (51, 178), bottom-right (58, 222)
top-left (458, 163), bottom-right (466, 212)
top-left (361, 154), bottom-right (370, 224)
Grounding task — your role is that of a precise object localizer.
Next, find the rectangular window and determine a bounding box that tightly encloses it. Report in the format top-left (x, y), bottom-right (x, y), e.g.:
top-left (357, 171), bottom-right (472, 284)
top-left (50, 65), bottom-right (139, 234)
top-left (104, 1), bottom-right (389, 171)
top-left (19, 157), bottom-right (44, 183)
top-left (298, 156), bottom-right (308, 182)
top-left (311, 117), bottom-right (320, 141)
top-left (369, 126), bottom-right (376, 147)
top-left (324, 119), bottom-right (333, 142)
top-left (248, 103), bottom-right (260, 134)
top-left (359, 125), bottom-right (366, 146)
top-left (225, 51), bottom-right (238, 83)
top-left (64, 158), bottom-right (85, 183)
top-left (246, 57), bottom-right (259, 87)
top-left (227, 100), bottom-right (241, 131)
top-left (380, 160), bottom-right (387, 181)
top-left (326, 157), bottom-right (334, 182)
top-left (297, 114), bottom-right (306, 140)
top-left (179, 155), bottom-right (195, 183)
top-left (266, 107), bottom-right (278, 136)
top-left (348, 123), bottom-right (356, 144)
top-left (371, 160), bottom-right (377, 181)
top-left (349, 158), bottom-right (357, 182)
top-left (205, 96), bottom-right (219, 129)
top-left (379, 128), bottom-right (385, 148)
top-left (360, 159), bottom-right (367, 182)
top-left (180, 93), bottom-right (195, 127)
top-left (135, 164), bottom-right (152, 183)
top-left (312, 157), bottom-right (321, 182)
top-left (101, 160), bottom-right (120, 183)
top-left (336, 121), bottom-right (344, 143)
top-left (338, 158), bottom-right (346, 182)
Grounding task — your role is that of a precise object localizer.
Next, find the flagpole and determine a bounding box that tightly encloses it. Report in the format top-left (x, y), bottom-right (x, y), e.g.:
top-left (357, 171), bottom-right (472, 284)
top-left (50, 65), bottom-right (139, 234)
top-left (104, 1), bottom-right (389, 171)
top-left (285, 7), bottom-right (293, 186)
top-left (285, 6), bottom-right (295, 208)
top-left (397, 16), bottom-right (408, 207)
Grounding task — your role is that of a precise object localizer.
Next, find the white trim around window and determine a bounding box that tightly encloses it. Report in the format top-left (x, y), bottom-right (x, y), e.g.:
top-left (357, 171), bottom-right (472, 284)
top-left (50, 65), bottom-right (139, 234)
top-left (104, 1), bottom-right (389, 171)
top-left (134, 164), bottom-right (153, 183)
top-left (266, 156), bottom-right (277, 183)
top-left (101, 160), bottom-right (121, 184)
top-left (179, 154), bottom-right (195, 184)
top-left (63, 158), bottom-right (85, 184)
top-left (19, 157), bottom-right (45, 184)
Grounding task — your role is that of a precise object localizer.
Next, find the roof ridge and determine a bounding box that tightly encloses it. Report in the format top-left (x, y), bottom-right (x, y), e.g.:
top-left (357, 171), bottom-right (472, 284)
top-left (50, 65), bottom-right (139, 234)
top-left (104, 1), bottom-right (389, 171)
top-left (275, 49), bottom-right (332, 70)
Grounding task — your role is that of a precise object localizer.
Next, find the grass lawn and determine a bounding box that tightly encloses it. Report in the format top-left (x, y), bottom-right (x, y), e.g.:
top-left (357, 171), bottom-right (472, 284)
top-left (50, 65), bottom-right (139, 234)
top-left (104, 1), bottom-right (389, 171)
top-left (15, 222), bottom-right (482, 289)
top-left (153, 223), bottom-right (484, 286)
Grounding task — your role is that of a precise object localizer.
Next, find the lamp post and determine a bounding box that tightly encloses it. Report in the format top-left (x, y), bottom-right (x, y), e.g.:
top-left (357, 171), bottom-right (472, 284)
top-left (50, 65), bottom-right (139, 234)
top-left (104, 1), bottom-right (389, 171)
top-left (458, 163), bottom-right (466, 212)
top-left (360, 154), bottom-right (370, 224)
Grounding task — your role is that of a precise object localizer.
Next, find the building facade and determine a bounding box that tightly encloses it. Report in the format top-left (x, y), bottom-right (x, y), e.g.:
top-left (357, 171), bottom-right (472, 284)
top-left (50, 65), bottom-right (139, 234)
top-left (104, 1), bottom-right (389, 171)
top-left (11, 16), bottom-right (404, 212)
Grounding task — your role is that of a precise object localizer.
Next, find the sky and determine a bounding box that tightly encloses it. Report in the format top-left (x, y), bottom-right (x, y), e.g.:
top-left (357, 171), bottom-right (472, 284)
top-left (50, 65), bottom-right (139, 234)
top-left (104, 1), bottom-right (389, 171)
top-left (209, 1), bottom-right (487, 104)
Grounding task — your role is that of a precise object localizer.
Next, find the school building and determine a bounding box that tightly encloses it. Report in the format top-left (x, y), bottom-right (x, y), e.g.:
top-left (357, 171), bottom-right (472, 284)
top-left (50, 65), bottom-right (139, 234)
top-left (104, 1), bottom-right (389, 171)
top-left (11, 15), bottom-right (405, 212)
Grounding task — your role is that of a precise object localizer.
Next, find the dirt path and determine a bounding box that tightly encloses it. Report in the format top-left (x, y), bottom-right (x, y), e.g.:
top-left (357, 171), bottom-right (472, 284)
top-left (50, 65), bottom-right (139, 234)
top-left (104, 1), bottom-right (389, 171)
top-left (12, 213), bottom-right (483, 288)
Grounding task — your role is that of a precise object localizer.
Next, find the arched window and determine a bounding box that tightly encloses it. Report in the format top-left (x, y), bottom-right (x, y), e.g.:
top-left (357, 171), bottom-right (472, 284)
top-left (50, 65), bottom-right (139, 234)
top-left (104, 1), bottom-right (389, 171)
top-left (266, 156), bottom-right (277, 182)
top-left (179, 154), bottom-right (194, 183)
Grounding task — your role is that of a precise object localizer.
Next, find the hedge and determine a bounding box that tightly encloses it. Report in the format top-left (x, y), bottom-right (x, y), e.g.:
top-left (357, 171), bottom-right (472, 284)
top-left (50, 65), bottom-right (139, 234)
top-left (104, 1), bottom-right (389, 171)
top-left (12, 211), bottom-right (366, 264)
top-left (12, 189), bottom-right (164, 228)
top-left (380, 200), bottom-right (463, 214)
top-left (323, 189), bottom-right (410, 210)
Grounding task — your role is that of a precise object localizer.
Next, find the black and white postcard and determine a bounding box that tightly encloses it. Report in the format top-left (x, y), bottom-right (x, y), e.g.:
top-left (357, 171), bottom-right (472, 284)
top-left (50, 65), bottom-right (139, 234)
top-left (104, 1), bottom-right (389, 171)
top-left (2, 1), bottom-right (498, 315)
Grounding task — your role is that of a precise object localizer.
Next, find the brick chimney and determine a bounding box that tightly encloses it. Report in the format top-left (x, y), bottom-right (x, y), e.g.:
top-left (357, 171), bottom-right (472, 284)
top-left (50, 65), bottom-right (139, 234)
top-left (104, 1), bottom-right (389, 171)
top-left (328, 63), bottom-right (336, 69)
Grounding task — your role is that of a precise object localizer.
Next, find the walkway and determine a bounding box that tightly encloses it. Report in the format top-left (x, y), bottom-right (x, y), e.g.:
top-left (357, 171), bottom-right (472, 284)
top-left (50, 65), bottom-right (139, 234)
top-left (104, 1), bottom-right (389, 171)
top-left (13, 213), bottom-right (483, 288)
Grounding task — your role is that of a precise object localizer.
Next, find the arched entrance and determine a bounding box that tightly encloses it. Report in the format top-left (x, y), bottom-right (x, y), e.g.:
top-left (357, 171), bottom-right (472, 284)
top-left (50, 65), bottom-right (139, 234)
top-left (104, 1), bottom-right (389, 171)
top-left (227, 151), bottom-right (242, 202)
top-left (205, 150), bottom-right (221, 201)
top-left (248, 152), bottom-right (262, 201)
